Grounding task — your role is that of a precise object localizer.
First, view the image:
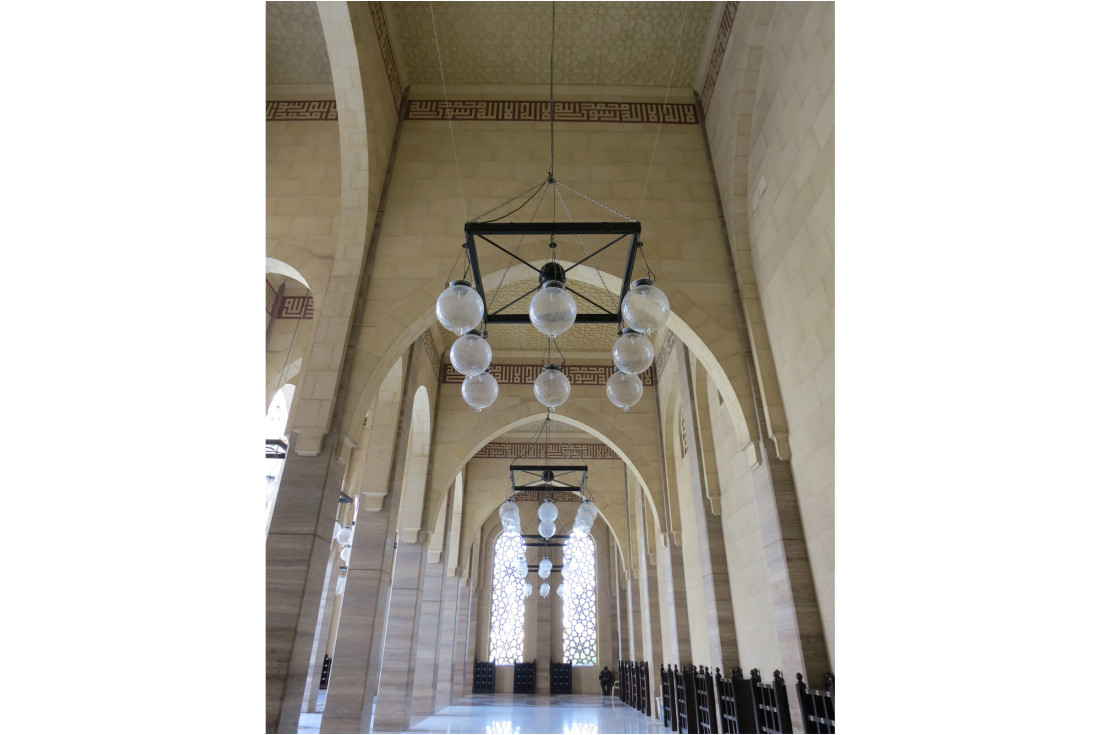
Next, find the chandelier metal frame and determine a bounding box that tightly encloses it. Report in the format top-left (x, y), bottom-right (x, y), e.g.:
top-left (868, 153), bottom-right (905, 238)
top-left (462, 220), bottom-right (644, 329)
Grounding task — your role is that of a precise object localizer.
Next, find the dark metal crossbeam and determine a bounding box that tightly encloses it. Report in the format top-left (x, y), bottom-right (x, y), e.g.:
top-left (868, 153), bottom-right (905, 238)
top-left (461, 221), bottom-right (643, 325)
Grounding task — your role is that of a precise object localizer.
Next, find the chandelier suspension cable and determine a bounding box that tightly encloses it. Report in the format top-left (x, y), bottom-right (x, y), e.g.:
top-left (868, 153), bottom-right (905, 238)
top-left (429, 1), bottom-right (468, 221)
top-left (640, 4), bottom-right (689, 211)
top-left (548, 1), bottom-right (556, 182)
top-left (553, 184), bottom-right (618, 311)
top-left (484, 181), bottom-right (553, 315)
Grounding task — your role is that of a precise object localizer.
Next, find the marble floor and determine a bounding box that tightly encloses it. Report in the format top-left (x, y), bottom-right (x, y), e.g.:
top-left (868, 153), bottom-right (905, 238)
top-left (301, 693), bottom-right (665, 734)
top-left (408, 694), bottom-right (665, 735)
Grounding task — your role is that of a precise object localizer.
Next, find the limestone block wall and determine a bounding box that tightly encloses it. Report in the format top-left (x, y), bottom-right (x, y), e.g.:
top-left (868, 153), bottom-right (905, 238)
top-left (705, 1), bottom-right (835, 662)
top-left (705, 367), bottom-right (782, 674)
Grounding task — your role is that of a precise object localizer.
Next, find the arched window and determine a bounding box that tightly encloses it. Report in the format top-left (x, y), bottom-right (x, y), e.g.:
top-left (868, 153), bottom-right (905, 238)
top-left (561, 530), bottom-right (596, 665)
top-left (489, 531), bottom-right (526, 663)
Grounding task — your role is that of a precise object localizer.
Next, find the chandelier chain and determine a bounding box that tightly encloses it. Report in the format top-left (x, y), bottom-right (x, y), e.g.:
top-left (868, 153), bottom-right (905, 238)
top-left (640, 4), bottom-right (688, 211)
top-left (485, 181), bottom-right (553, 314)
top-left (553, 184), bottom-right (618, 311)
top-left (429, 1), bottom-right (468, 221)
top-left (470, 179), bottom-right (546, 223)
top-left (554, 179), bottom-right (637, 222)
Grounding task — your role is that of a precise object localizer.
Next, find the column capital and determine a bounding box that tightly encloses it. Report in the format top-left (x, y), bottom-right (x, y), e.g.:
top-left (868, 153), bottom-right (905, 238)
top-left (294, 428), bottom-right (327, 456)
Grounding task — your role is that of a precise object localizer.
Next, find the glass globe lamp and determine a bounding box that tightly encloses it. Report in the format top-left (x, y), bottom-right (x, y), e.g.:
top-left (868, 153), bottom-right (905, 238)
top-left (557, 582), bottom-right (568, 598)
top-left (573, 499), bottom-right (597, 535)
top-left (524, 581), bottom-right (533, 598)
top-left (449, 330), bottom-right (492, 376)
top-left (538, 557), bottom-right (552, 579)
top-left (606, 370), bottom-right (644, 411)
top-left (621, 278), bottom-right (670, 336)
top-left (528, 280), bottom-right (577, 338)
top-left (499, 498), bottom-right (520, 528)
top-left (336, 526), bottom-right (353, 546)
top-left (538, 519), bottom-right (556, 539)
top-left (612, 329), bottom-right (654, 375)
top-left (461, 371), bottom-right (498, 412)
top-left (533, 365), bottom-right (570, 410)
top-left (435, 279), bottom-right (484, 335)
top-left (537, 498), bottom-right (559, 523)
top-left (540, 582), bottom-right (550, 598)
top-left (339, 546), bottom-right (351, 563)
top-left (514, 555), bottom-right (528, 579)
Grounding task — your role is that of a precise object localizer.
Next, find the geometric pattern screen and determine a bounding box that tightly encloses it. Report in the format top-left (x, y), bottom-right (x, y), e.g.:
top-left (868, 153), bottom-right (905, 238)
top-left (561, 531), bottom-right (597, 666)
top-left (489, 531), bottom-right (526, 664)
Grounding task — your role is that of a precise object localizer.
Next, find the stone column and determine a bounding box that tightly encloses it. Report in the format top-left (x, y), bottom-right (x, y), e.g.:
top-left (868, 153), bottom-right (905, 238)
top-left (372, 536), bottom-right (429, 732)
top-left (318, 503), bottom-right (398, 733)
top-left (267, 431), bottom-right (348, 733)
top-left (408, 539), bottom-right (448, 720)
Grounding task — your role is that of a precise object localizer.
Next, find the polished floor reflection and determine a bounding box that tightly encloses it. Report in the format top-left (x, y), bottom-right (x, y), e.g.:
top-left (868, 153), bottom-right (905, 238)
top-left (406, 693), bottom-right (665, 734)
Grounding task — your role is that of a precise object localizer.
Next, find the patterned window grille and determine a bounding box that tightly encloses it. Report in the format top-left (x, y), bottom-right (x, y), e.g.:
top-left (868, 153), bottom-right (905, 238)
top-left (561, 531), bottom-right (597, 665)
top-left (489, 531), bottom-right (526, 663)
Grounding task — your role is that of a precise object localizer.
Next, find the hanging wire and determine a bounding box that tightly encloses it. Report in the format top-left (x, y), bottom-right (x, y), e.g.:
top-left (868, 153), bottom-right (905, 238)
top-left (553, 184), bottom-right (618, 311)
top-left (429, 2), bottom-right (468, 221)
top-left (548, 1), bottom-right (556, 181)
top-left (485, 181), bottom-right (553, 315)
top-left (640, 3), bottom-right (688, 211)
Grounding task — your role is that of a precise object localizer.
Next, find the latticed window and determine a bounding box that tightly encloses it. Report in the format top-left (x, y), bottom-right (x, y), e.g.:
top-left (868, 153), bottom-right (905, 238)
top-left (562, 530), bottom-right (597, 665)
top-left (489, 530), bottom-right (526, 663)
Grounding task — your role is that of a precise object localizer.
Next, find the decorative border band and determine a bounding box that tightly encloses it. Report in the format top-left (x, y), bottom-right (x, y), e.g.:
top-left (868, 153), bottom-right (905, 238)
top-left (422, 330), bottom-right (440, 381)
top-left (406, 100), bottom-right (697, 125)
top-left (443, 364), bottom-right (654, 386)
top-left (474, 442), bottom-right (620, 461)
top-left (701, 2), bottom-right (739, 114)
top-left (368, 2), bottom-right (402, 111)
top-left (277, 295), bottom-right (314, 319)
top-left (655, 331), bottom-right (677, 382)
top-left (266, 101), bottom-right (338, 121)
top-left (266, 280), bottom-right (278, 316)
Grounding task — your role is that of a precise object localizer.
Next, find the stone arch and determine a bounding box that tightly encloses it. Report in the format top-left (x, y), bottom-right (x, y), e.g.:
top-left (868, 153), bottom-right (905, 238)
top-left (434, 410), bottom-right (657, 578)
top-left (267, 357), bottom-right (303, 410)
top-left (395, 385), bottom-right (431, 542)
top-left (265, 247), bottom-right (330, 297)
top-left (344, 260), bottom-right (756, 452)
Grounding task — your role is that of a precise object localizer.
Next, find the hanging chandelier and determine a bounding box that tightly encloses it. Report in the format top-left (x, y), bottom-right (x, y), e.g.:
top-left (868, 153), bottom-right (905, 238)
top-left (496, 416), bottom-right (600, 542)
top-left (434, 4), bottom-right (670, 414)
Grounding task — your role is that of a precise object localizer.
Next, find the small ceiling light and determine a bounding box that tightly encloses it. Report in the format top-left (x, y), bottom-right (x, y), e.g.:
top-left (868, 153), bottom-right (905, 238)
top-left (557, 581), bottom-right (568, 598)
top-left (540, 582), bottom-right (550, 598)
top-left (538, 557), bottom-right (553, 579)
top-left (339, 546), bottom-right (351, 563)
top-left (606, 370), bottom-right (644, 411)
top-left (336, 526), bottom-right (354, 546)
top-left (449, 330), bottom-right (493, 376)
top-left (514, 554), bottom-right (529, 579)
top-left (533, 365), bottom-right (570, 411)
top-left (612, 329), bottom-right (654, 375)
top-left (621, 278), bottom-right (670, 336)
top-left (524, 581), bottom-right (533, 598)
top-left (435, 279), bottom-right (484, 336)
top-left (461, 371), bottom-right (499, 412)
